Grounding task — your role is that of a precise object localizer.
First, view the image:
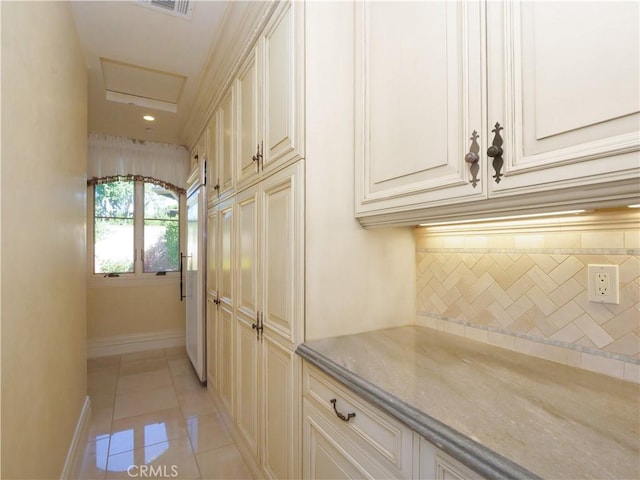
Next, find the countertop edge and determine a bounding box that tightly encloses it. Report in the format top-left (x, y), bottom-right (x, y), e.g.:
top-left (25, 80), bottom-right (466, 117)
top-left (296, 342), bottom-right (541, 480)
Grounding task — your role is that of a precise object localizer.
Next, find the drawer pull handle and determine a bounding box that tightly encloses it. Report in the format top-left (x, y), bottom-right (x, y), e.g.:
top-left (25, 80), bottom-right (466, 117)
top-left (330, 399), bottom-right (356, 422)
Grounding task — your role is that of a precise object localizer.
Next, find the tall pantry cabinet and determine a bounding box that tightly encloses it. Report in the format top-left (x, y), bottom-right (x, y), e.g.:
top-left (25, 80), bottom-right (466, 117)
top-left (199, 1), bottom-right (416, 479)
top-left (205, 2), bottom-right (306, 479)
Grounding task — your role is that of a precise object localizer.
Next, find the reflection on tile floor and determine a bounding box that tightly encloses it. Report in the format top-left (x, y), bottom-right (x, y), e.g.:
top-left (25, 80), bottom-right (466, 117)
top-left (74, 348), bottom-right (253, 480)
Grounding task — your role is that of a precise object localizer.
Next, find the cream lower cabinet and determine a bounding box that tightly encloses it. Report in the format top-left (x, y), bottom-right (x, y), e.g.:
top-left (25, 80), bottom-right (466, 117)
top-left (303, 363), bottom-right (487, 480)
top-left (233, 161), bottom-right (304, 479)
top-left (207, 198), bottom-right (234, 413)
top-left (417, 438), bottom-right (486, 480)
top-left (355, 0), bottom-right (640, 226)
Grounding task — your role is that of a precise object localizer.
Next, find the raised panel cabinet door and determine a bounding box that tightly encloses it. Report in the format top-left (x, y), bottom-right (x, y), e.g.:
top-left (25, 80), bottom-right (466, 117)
top-left (261, 335), bottom-right (300, 480)
top-left (207, 206), bottom-right (219, 298)
top-left (486, 1), bottom-right (640, 196)
top-left (417, 436), bottom-right (485, 480)
top-left (206, 298), bottom-right (218, 389)
top-left (236, 187), bottom-right (260, 322)
top-left (355, 1), bottom-right (485, 216)
top-left (236, 48), bottom-right (262, 188)
top-left (260, 162), bottom-right (304, 348)
top-left (207, 113), bottom-right (219, 203)
top-left (219, 199), bottom-right (233, 305)
top-left (220, 90), bottom-right (235, 197)
top-left (303, 401), bottom-right (391, 480)
top-left (262, 0), bottom-right (304, 171)
top-left (235, 315), bottom-right (260, 458)
top-left (206, 206), bottom-right (219, 388)
top-left (218, 303), bottom-right (234, 414)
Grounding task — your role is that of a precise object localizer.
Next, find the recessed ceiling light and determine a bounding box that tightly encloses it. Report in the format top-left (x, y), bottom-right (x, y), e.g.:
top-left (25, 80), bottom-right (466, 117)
top-left (143, 115), bottom-right (155, 122)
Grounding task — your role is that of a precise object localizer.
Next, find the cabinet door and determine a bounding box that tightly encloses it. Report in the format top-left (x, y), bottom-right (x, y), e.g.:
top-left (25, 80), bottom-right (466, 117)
top-left (261, 0), bottom-right (304, 172)
top-left (236, 48), bottom-right (262, 189)
top-left (206, 206), bottom-right (219, 387)
top-left (303, 401), bottom-right (391, 480)
top-left (235, 315), bottom-right (260, 458)
top-left (207, 206), bottom-right (219, 299)
top-left (206, 298), bottom-right (218, 389)
top-left (207, 115), bottom-right (219, 203)
top-left (418, 436), bottom-right (485, 480)
top-left (355, 1), bottom-right (485, 216)
top-left (218, 200), bottom-right (234, 414)
top-left (261, 335), bottom-right (300, 480)
top-left (220, 90), bottom-right (235, 198)
top-left (260, 162), bottom-right (304, 348)
top-left (486, 1), bottom-right (640, 196)
top-left (236, 187), bottom-right (260, 322)
top-left (218, 303), bottom-right (234, 414)
top-left (219, 200), bottom-right (233, 306)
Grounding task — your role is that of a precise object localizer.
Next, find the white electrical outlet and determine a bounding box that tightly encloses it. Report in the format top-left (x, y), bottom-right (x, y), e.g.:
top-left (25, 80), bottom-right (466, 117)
top-left (588, 264), bottom-right (619, 304)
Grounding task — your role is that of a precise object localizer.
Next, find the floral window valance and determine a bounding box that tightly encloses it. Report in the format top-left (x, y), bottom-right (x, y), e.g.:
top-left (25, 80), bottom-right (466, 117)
top-left (88, 133), bottom-right (189, 191)
top-left (87, 175), bottom-right (186, 195)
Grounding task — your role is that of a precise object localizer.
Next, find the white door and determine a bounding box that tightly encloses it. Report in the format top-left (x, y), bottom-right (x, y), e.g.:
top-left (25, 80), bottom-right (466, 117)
top-left (186, 186), bottom-right (206, 382)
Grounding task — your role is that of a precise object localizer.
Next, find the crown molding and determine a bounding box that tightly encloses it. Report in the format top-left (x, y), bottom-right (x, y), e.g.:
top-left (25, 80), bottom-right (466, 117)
top-left (181, 1), bottom-right (277, 150)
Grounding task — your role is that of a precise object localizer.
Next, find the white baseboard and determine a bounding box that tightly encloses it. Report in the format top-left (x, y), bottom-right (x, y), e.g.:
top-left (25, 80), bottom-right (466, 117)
top-left (88, 329), bottom-right (185, 358)
top-left (61, 396), bottom-right (91, 480)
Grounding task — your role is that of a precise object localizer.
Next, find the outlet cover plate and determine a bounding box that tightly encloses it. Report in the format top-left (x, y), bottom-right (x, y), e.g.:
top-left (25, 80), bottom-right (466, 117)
top-left (588, 264), bottom-right (619, 304)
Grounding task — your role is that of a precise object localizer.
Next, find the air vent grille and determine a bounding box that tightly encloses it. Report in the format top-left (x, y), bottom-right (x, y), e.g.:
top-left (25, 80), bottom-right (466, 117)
top-left (136, 0), bottom-right (193, 19)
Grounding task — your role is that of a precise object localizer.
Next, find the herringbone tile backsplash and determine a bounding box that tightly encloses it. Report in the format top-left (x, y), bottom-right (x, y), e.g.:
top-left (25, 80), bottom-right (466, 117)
top-left (415, 208), bottom-right (640, 383)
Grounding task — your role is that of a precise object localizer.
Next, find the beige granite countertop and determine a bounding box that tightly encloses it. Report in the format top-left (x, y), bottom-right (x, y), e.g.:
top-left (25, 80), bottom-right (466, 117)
top-left (298, 326), bottom-right (640, 480)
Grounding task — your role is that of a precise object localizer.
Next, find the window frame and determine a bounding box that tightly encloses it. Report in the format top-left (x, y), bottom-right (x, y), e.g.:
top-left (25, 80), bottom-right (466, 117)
top-left (88, 179), bottom-right (186, 288)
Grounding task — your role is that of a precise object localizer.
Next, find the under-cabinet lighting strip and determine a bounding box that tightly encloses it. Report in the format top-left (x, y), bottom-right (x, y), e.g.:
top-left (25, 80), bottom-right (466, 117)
top-left (418, 210), bottom-right (587, 227)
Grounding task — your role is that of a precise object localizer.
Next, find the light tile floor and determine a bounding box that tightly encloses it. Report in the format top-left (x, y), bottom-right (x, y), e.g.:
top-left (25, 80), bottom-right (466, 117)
top-left (74, 348), bottom-right (253, 480)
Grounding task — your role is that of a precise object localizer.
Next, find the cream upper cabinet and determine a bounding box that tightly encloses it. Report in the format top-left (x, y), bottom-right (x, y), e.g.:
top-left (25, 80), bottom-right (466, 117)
top-left (261, 0), bottom-right (304, 172)
top-left (207, 114), bottom-right (218, 203)
top-left (209, 90), bottom-right (235, 203)
top-left (486, 1), bottom-right (640, 197)
top-left (236, 1), bottom-right (304, 190)
top-left (355, 0), bottom-right (640, 226)
top-left (236, 47), bottom-right (262, 188)
top-left (355, 1), bottom-right (485, 216)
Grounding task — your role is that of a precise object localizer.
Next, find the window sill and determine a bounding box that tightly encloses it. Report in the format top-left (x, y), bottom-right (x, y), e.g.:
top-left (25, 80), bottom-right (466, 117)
top-left (88, 274), bottom-right (180, 289)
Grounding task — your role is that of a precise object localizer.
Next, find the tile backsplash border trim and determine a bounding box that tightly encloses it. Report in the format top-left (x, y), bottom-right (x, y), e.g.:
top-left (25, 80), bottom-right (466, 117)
top-left (417, 247), bottom-right (640, 255)
top-left (417, 313), bottom-right (639, 383)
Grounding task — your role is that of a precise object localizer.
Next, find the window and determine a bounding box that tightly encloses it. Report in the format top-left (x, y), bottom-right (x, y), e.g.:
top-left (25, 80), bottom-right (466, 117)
top-left (92, 179), bottom-right (181, 277)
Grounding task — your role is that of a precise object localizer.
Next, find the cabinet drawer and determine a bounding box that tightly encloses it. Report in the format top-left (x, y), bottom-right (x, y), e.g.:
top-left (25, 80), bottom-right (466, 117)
top-left (303, 364), bottom-right (413, 477)
top-left (304, 399), bottom-right (395, 480)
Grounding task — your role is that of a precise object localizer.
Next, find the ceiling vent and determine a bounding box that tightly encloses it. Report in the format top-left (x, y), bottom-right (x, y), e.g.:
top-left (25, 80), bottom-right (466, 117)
top-left (136, 0), bottom-right (193, 19)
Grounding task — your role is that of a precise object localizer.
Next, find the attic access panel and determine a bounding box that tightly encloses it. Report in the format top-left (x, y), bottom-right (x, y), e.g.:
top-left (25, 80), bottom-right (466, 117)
top-left (101, 58), bottom-right (186, 113)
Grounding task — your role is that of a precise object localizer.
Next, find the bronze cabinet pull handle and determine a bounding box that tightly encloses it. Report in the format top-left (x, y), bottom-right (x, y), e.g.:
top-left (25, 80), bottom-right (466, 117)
top-left (465, 130), bottom-right (480, 188)
top-left (487, 122), bottom-right (504, 183)
top-left (330, 399), bottom-right (356, 422)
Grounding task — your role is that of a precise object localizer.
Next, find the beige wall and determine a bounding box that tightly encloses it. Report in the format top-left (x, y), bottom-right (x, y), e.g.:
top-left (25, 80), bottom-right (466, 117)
top-left (87, 283), bottom-right (185, 339)
top-left (1, 2), bottom-right (88, 478)
top-left (304, 1), bottom-right (416, 341)
top-left (416, 208), bottom-right (640, 383)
